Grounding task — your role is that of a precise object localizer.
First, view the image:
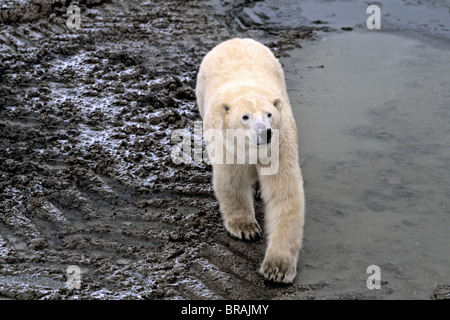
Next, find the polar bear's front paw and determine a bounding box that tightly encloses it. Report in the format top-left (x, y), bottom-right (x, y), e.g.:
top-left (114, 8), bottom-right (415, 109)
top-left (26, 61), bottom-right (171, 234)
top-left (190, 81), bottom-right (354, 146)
top-left (224, 216), bottom-right (262, 241)
top-left (260, 253), bottom-right (297, 284)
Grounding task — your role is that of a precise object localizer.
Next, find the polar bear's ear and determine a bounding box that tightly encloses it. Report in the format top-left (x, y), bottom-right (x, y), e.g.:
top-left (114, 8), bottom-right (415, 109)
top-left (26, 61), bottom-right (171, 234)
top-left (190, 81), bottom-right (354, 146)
top-left (222, 103), bottom-right (231, 114)
top-left (273, 98), bottom-right (282, 111)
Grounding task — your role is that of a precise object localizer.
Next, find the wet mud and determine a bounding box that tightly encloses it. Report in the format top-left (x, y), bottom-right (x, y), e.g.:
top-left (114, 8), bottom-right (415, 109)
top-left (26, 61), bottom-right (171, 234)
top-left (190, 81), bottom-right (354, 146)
top-left (0, 0), bottom-right (326, 299)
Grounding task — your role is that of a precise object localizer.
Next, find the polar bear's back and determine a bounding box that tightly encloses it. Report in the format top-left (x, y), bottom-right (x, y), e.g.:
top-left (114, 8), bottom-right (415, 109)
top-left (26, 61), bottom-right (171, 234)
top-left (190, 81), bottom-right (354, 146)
top-left (196, 38), bottom-right (288, 118)
top-left (200, 38), bottom-right (282, 79)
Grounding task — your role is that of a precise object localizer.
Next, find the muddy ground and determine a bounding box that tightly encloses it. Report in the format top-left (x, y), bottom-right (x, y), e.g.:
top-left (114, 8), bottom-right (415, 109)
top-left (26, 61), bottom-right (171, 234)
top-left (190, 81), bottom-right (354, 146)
top-left (0, 0), bottom-right (334, 299)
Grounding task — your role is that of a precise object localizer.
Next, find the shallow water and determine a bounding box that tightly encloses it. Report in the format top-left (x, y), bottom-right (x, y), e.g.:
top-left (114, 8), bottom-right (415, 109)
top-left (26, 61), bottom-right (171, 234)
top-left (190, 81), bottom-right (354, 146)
top-left (283, 30), bottom-right (450, 299)
top-left (255, 0), bottom-right (450, 40)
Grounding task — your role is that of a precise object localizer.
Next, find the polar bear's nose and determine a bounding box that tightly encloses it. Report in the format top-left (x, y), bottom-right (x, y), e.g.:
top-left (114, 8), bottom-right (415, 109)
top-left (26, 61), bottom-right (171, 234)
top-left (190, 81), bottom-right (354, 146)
top-left (259, 128), bottom-right (272, 144)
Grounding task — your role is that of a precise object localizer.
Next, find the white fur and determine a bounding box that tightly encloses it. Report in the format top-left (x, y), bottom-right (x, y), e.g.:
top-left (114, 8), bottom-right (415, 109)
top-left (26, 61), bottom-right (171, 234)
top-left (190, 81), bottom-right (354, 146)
top-left (196, 38), bottom-right (305, 283)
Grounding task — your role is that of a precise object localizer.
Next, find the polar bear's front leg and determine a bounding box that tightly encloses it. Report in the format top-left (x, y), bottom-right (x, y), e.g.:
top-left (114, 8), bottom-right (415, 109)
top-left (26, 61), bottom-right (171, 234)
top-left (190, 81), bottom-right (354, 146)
top-left (212, 164), bottom-right (261, 240)
top-left (258, 167), bottom-right (305, 283)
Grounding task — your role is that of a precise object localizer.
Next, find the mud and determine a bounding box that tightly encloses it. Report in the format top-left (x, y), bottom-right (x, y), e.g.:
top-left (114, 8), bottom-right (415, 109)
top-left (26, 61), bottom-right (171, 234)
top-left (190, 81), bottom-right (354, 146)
top-left (0, 0), bottom-right (327, 300)
top-left (1, 0), bottom-right (449, 300)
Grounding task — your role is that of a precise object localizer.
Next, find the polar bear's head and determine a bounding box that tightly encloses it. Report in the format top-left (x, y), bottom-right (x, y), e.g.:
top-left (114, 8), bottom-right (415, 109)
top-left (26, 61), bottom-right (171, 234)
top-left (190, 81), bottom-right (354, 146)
top-left (221, 95), bottom-right (283, 145)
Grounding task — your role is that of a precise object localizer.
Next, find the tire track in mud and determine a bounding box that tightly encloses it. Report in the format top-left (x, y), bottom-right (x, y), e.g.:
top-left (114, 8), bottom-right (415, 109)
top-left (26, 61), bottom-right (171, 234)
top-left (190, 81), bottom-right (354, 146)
top-left (1, 0), bottom-right (327, 299)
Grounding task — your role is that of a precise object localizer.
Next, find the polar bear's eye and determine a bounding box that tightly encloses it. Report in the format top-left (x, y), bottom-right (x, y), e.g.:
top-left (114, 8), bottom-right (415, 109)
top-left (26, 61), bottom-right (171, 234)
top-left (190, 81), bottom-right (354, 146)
top-left (267, 112), bottom-right (272, 118)
top-left (242, 114), bottom-right (249, 121)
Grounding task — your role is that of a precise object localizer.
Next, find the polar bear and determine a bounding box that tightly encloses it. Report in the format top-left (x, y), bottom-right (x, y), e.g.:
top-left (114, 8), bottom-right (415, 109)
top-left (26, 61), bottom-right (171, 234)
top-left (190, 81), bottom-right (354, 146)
top-left (196, 38), bottom-right (305, 283)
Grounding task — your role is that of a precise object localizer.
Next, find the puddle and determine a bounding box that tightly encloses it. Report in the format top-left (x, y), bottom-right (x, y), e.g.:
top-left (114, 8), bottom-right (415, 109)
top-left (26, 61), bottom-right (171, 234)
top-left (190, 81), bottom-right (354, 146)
top-left (282, 30), bottom-right (450, 298)
top-left (253, 0), bottom-right (450, 39)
